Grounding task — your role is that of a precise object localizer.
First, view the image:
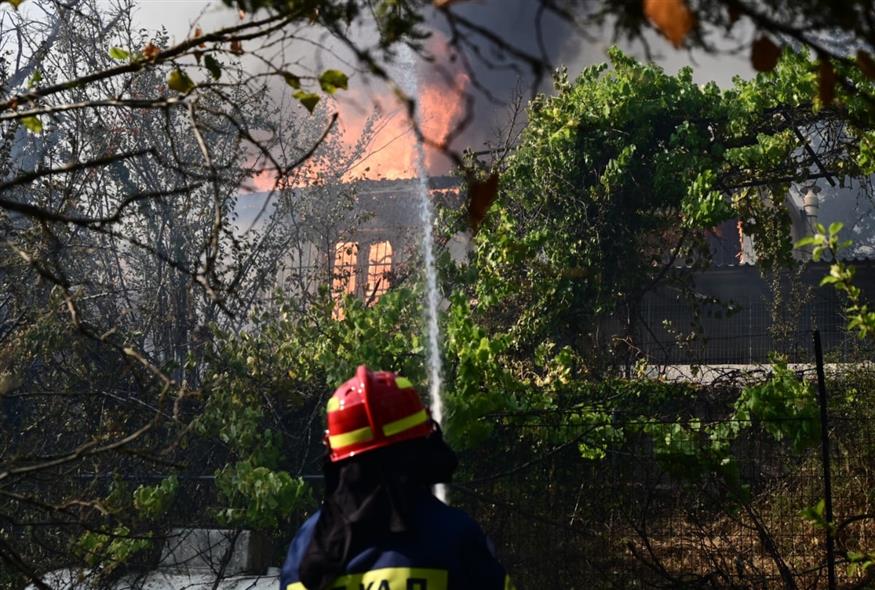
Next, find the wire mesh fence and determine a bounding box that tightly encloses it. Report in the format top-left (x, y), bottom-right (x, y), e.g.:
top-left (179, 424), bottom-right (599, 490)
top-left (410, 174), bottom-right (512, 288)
top-left (635, 297), bottom-right (874, 366)
top-left (453, 344), bottom-right (875, 589)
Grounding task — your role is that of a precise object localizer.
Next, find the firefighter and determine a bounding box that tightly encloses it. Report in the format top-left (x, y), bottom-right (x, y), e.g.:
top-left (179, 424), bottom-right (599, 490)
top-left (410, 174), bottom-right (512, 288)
top-left (280, 365), bottom-right (514, 590)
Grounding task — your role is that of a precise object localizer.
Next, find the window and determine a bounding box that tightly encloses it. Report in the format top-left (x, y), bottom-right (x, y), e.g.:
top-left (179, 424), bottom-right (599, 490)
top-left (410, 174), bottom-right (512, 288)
top-left (366, 241), bottom-right (393, 303)
top-left (332, 242), bottom-right (359, 319)
top-left (331, 240), bottom-right (394, 318)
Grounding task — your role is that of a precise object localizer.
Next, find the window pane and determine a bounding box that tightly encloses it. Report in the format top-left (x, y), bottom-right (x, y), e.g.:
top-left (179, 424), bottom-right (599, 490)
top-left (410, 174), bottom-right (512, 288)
top-left (332, 242), bottom-right (359, 319)
top-left (366, 241), bottom-right (393, 303)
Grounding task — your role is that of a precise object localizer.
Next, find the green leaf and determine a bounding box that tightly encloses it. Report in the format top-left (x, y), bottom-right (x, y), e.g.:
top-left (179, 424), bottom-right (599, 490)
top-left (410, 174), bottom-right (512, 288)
top-left (828, 221), bottom-right (843, 236)
top-left (20, 115), bottom-right (43, 134)
top-left (282, 72), bottom-right (301, 89)
top-left (293, 90), bottom-right (320, 113)
top-left (204, 55), bottom-right (223, 81)
top-left (108, 47), bottom-right (130, 61)
top-left (318, 69), bottom-right (348, 94)
top-left (27, 69), bottom-right (42, 88)
top-left (800, 498), bottom-right (827, 527)
top-left (167, 68), bottom-right (195, 93)
top-left (133, 475), bottom-right (178, 519)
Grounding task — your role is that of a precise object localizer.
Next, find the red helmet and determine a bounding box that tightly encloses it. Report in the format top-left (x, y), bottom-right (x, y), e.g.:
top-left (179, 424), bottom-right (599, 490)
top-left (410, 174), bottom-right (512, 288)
top-left (325, 365), bottom-right (434, 462)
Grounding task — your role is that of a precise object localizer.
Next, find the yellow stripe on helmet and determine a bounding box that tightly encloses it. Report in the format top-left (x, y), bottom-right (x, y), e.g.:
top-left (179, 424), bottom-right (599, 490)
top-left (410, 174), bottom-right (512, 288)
top-left (328, 425), bottom-right (373, 449)
top-left (382, 408), bottom-right (428, 437)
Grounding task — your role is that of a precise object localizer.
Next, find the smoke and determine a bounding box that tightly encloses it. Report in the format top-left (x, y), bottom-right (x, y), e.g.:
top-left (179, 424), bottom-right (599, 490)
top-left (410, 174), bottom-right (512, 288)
top-left (422, 0), bottom-right (585, 159)
top-left (132, 1), bottom-right (752, 186)
top-left (297, 2), bottom-right (752, 177)
top-left (419, 1), bottom-right (754, 161)
top-left (329, 2), bottom-right (584, 179)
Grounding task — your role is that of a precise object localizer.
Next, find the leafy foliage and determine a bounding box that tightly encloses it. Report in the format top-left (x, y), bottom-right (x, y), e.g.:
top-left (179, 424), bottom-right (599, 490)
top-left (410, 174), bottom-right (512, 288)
top-left (167, 68), bottom-right (195, 93)
top-left (204, 54), bottom-right (223, 80)
top-left (73, 526), bottom-right (152, 572)
top-left (133, 476), bottom-right (179, 520)
top-left (19, 115), bottom-right (43, 133)
top-left (730, 359), bottom-right (820, 452)
top-left (463, 48), bottom-right (868, 378)
top-left (318, 69), bottom-right (349, 94)
top-left (797, 223), bottom-right (875, 339)
top-left (108, 47), bottom-right (130, 61)
top-left (215, 461), bottom-right (310, 530)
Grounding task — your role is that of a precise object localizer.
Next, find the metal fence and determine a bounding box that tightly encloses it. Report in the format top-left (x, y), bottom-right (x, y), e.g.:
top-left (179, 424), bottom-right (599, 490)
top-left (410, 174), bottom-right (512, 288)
top-left (452, 337), bottom-right (875, 589)
top-left (634, 297), bottom-right (874, 365)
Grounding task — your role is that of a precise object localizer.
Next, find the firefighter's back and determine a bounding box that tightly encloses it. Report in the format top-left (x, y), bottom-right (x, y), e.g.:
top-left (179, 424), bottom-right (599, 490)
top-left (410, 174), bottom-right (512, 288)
top-left (280, 490), bottom-right (507, 590)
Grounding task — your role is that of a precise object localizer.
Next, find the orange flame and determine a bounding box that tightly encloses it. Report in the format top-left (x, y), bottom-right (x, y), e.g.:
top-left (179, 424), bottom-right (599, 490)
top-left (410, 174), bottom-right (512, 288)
top-left (248, 33), bottom-right (469, 191)
top-left (341, 73), bottom-right (469, 180)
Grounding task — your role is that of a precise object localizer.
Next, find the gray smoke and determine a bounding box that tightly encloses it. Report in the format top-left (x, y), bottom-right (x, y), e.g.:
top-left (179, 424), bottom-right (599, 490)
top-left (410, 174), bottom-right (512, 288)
top-left (423, 0), bottom-right (583, 159)
top-left (421, 2), bottom-right (753, 162)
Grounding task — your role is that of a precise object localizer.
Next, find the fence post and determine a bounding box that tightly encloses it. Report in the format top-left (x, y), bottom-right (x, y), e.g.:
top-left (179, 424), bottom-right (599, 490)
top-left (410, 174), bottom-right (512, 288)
top-left (813, 329), bottom-right (837, 590)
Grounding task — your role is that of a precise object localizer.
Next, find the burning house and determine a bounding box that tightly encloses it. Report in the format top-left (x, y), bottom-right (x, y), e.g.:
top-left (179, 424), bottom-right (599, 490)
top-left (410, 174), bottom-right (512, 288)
top-left (237, 170), bottom-right (875, 368)
top-left (237, 176), bottom-right (464, 309)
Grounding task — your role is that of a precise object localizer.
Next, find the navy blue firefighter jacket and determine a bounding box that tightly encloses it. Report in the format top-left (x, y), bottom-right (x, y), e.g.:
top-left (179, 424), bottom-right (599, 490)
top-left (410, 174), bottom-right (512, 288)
top-left (280, 492), bottom-right (512, 590)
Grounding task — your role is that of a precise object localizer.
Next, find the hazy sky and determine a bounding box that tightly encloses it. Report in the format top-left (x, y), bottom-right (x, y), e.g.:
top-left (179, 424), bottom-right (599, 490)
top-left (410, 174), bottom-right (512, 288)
top-left (124, 1), bottom-right (755, 177)
top-left (128, 0), bottom-right (754, 83)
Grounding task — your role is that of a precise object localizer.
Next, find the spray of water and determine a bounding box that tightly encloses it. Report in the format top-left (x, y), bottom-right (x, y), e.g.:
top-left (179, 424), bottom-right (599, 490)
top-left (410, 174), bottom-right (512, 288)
top-left (397, 45), bottom-right (448, 504)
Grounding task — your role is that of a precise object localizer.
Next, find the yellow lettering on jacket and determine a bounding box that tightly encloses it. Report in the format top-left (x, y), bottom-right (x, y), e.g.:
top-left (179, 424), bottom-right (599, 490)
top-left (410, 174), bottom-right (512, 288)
top-left (287, 567), bottom-right (448, 590)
